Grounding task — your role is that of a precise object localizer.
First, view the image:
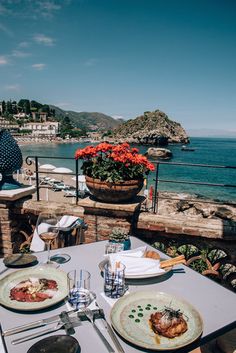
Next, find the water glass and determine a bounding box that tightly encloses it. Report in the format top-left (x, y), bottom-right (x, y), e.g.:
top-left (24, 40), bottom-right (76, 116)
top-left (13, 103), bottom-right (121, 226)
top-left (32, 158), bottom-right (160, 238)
top-left (67, 269), bottom-right (91, 309)
top-left (104, 262), bottom-right (126, 298)
top-left (105, 242), bottom-right (124, 254)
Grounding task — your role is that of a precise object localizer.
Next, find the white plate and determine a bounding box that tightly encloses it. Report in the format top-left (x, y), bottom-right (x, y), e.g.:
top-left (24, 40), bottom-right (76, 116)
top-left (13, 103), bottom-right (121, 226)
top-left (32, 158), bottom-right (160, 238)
top-left (99, 259), bottom-right (172, 279)
top-left (0, 266), bottom-right (68, 311)
top-left (111, 291), bottom-right (203, 350)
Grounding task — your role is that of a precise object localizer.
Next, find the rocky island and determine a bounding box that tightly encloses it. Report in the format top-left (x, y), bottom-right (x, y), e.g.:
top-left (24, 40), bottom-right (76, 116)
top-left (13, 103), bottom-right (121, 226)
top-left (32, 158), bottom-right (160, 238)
top-left (112, 110), bottom-right (189, 145)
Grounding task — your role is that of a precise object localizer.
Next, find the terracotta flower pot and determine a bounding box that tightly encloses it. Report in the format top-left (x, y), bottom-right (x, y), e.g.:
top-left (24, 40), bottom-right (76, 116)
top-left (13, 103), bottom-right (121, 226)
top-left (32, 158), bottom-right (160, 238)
top-left (85, 176), bottom-right (144, 203)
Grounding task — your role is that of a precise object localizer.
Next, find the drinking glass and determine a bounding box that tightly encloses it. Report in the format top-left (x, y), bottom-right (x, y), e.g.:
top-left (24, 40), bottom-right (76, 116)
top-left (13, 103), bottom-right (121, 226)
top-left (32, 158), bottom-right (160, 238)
top-left (104, 262), bottom-right (126, 298)
top-left (67, 269), bottom-right (91, 309)
top-left (36, 212), bottom-right (60, 266)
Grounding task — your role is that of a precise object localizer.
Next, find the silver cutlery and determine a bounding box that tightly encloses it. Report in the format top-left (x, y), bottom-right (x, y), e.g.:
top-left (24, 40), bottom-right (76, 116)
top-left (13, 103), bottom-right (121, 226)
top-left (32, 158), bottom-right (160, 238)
top-left (3, 308), bottom-right (78, 336)
top-left (11, 321), bottom-right (64, 345)
top-left (11, 315), bottom-right (81, 345)
top-left (95, 302), bottom-right (125, 353)
top-left (83, 307), bottom-right (115, 353)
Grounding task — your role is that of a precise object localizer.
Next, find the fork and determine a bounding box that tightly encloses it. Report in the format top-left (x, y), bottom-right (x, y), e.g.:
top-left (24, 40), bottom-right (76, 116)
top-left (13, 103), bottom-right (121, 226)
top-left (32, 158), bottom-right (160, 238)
top-left (11, 321), bottom-right (64, 345)
top-left (83, 307), bottom-right (115, 353)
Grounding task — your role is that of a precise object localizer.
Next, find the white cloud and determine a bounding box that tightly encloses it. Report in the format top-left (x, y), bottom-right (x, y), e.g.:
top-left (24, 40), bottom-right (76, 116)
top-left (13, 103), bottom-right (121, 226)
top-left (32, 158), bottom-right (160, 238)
top-left (56, 102), bottom-right (70, 107)
top-left (34, 34), bottom-right (54, 46)
top-left (0, 56), bottom-right (8, 65)
top-left (112, 115), bottom-right (126, 120)
top-left (39, 1), bottom-right (61, 11)
top-left (12, 50), bottom-right (31, 58)
top-left (5, 84), bottom-right (20, 91)
top-left (84, 58), bottom-right (98, 67)
top-left (0, 4), bottom-right (10, 15)
top-left (18, 41), bottom-right (30, 48)
top-left (32, 63), bottom-right (46, 70)
top-left (0, 23), bottom-right (13, 37)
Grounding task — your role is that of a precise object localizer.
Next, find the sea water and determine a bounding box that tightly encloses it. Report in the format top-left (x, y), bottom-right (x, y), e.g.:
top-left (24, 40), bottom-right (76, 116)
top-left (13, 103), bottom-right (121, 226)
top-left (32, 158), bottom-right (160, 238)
top-left (20, 137), bottom-right (236, 202)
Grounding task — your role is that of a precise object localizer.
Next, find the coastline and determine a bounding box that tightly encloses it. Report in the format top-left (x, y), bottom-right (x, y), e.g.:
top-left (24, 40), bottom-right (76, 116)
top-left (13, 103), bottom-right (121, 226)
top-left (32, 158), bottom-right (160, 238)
top-left (15, 136), bottom-right (82, 146)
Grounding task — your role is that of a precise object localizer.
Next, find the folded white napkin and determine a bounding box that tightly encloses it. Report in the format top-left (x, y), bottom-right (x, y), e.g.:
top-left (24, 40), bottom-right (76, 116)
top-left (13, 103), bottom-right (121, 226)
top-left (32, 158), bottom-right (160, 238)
top-left (57, 215), bottom-right (78, 228)
top-left (107, 246), bottom-right (165, 276)
top-left (30, 215), bottom-right (81, 252)
top-left (30, 222), bottom-right (49, 252)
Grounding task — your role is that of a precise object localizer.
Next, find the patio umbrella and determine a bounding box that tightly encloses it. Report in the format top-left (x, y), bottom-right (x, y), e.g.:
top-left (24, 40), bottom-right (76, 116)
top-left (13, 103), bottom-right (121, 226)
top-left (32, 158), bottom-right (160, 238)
top-left (39, 165), bottom-right (56, 201)
top-left (39, 164), bottom-right (56, 171)
top-left (52, 167), bottom-right (73, 174)
top-left (53, 167), bottom-right (73, 182)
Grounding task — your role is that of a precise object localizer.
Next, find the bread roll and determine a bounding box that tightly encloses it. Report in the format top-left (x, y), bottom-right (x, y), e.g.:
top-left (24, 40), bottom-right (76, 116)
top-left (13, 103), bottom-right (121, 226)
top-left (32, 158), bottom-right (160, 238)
top-left (144, 250), bottom-right (160, 260)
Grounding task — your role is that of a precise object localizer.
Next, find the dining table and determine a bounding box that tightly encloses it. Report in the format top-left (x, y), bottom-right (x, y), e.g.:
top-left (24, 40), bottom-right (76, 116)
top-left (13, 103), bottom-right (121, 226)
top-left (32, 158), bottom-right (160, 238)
top-left (0, 236), bottom-right (235, 353)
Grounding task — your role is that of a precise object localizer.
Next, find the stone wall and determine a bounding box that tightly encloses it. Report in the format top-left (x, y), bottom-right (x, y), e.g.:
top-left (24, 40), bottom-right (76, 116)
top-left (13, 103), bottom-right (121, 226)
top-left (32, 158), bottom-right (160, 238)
top-left (0, 195), bottom-right (236, 259)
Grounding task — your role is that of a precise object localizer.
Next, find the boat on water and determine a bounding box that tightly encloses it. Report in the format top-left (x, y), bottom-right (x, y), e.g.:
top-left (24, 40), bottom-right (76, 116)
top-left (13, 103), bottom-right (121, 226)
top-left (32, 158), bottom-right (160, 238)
top-left (181, 145), bottom-right (195, 151)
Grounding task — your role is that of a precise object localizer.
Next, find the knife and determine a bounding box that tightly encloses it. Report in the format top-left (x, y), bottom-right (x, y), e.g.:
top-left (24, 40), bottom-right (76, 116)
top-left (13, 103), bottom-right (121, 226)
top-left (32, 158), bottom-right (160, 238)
top-left (3, 309), bottom-right (78, 336)
top-left (96, 304), bottom-right (125, 353)
top-left (11, 313), bottom-right (80, 345)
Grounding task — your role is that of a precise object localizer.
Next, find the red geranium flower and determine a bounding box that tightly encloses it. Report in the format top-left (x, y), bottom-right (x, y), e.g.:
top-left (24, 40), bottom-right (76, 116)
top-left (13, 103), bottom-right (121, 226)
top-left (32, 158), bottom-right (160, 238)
top-left (75, 142), bottom-right (155, 182)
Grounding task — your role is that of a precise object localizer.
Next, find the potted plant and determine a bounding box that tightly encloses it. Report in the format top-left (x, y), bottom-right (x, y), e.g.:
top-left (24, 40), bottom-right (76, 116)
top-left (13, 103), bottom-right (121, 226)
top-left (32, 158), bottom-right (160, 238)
top-left (75, 142), bottom-right (154, 203)
top-left (109, 227), bottom-right (131, 250)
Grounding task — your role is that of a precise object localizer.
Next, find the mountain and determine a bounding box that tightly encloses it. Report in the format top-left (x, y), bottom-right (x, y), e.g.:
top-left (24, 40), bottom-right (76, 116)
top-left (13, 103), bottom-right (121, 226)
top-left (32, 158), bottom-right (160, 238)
top-left (50, 105), bottom-right (122, 131)
top-left (112, 110), bottom-right (189, 145)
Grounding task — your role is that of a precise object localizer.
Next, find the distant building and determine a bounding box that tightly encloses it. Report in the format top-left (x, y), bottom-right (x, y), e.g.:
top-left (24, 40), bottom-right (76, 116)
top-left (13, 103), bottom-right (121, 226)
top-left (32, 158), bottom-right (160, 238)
top-left (88, 132), bottom-right (102, 141)
top-left (13, 112), bottom-right (30, 119)
top-left (0, 117), bottom-right (19, 132)
top-left (22, 121), bottom-right (59, 136)
top-left (31, 111), bottom-right (48, 122)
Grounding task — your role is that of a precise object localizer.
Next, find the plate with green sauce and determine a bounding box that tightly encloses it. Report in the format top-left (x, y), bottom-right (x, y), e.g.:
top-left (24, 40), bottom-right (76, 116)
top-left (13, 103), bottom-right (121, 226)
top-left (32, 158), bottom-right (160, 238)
top-left (110, 291), bottom-right (203, 350)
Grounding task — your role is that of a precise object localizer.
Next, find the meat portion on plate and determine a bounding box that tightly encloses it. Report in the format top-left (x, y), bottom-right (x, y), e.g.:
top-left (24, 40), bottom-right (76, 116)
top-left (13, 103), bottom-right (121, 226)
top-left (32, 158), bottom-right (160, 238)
top-left (10, 277), bottom-right (58, 302)
top-left (150, 307), bottom-right (188, 338)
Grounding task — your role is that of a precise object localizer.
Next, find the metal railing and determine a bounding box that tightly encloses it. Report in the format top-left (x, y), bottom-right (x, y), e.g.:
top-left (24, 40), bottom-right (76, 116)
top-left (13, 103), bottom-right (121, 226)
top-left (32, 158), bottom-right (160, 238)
top-left (150, 161), bottom-right (236, 213)
top-left (25, 155), bottom-right (236, 210)
top-left (25, 155), bottom-right (81, 204)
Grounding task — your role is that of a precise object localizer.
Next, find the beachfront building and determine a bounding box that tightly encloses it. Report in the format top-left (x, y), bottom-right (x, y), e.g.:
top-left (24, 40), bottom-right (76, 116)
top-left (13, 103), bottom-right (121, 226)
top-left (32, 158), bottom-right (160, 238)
top-left (21, 121), bottom-right (59, 137)
top-left (0, 117), bottom-right (19, 132)
top-left (87, 131), bottom-right (102, 141)
top-left (13, 112), bottom-right (30, 120)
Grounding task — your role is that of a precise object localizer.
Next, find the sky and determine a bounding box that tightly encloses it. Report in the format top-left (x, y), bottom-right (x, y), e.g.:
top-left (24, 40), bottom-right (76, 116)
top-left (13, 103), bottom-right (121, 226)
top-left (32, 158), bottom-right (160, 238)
top-left (0, 0), bottom-right (236, 133)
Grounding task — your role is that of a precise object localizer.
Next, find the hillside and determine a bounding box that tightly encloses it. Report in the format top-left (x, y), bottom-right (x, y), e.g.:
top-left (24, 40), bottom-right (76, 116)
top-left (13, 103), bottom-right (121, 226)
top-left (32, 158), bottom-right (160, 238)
top-left (113, 110), bottom-right (189, 144)
top-left (50, 105), bottom-right (122, 131)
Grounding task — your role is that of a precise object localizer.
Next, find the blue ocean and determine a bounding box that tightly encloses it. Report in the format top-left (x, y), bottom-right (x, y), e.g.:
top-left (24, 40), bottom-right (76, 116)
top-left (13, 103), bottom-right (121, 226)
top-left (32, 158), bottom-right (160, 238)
top-left (20, 137), bottom-right (236, 203)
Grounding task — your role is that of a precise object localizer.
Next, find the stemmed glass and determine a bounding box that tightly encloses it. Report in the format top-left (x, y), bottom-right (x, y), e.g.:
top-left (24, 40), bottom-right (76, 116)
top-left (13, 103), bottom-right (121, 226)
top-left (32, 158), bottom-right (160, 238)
top-left (36, 212), bottom-right (60, 266)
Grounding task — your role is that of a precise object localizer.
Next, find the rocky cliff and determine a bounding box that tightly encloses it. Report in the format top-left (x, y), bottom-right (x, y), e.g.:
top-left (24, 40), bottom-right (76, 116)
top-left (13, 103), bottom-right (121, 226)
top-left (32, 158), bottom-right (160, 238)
top-left (113, 110), bottom-right (189, 145)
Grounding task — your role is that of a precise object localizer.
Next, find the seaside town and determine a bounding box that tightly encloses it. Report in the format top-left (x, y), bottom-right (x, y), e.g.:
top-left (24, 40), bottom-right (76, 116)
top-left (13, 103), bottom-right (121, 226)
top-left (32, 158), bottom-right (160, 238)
top-left (0, 99), bottom-right (100, 144)
top-left (0, 1), bottom-right (235, 353)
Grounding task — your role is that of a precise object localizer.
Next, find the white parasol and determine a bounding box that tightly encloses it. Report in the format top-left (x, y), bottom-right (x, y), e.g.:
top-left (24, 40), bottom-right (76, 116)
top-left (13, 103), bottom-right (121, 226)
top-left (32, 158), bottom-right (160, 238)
top-left (39, 164), bottom-right (56, 170)
top-left (39, 164), bottom-right (56, 201)
top-left (52, 167), bottom-right (73, 174)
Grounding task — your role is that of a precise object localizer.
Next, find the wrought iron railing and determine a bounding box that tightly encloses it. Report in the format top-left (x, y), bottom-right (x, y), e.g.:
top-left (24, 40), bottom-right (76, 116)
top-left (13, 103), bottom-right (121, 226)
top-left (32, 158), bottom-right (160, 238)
top-left (25, 155), bottom-right (236, 210)
top-left (149, 160), bottom-right (236, 213)
top-left (25, 156), bottom-right (81, 204)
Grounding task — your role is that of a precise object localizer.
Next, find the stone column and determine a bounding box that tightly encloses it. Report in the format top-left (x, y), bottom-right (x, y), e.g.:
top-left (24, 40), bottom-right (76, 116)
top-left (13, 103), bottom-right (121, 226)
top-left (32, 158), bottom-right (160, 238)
top-left (79, 196), bottom-right (143, 243)
top-left (0, 186), bottom-right (36, 256)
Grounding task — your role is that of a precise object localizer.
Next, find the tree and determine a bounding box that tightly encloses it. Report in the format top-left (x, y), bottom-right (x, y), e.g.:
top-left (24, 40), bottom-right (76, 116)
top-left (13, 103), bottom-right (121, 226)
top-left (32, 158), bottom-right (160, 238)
top-left (30, 100), bottom-right (42, 111)
top-left (6, 100), bottom-right (13, 114)
top-left (40, 105), bottom-right (50, 114)
top-left (24, 100), bottom-right (31, 114)
top-left (12, 101), bottom-right (18, 114)
top-left (18, 99), bottom-right (30, 114)
top-left (1, 100), bottom-right (6, 114)
top-left (59, 115), bottom-right (74, 138)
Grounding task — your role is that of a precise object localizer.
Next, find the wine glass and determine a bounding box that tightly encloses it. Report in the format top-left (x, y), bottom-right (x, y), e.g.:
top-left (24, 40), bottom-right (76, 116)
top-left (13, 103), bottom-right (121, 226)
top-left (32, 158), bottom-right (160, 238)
top-left (36, 212), bottom-right (60, 266)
